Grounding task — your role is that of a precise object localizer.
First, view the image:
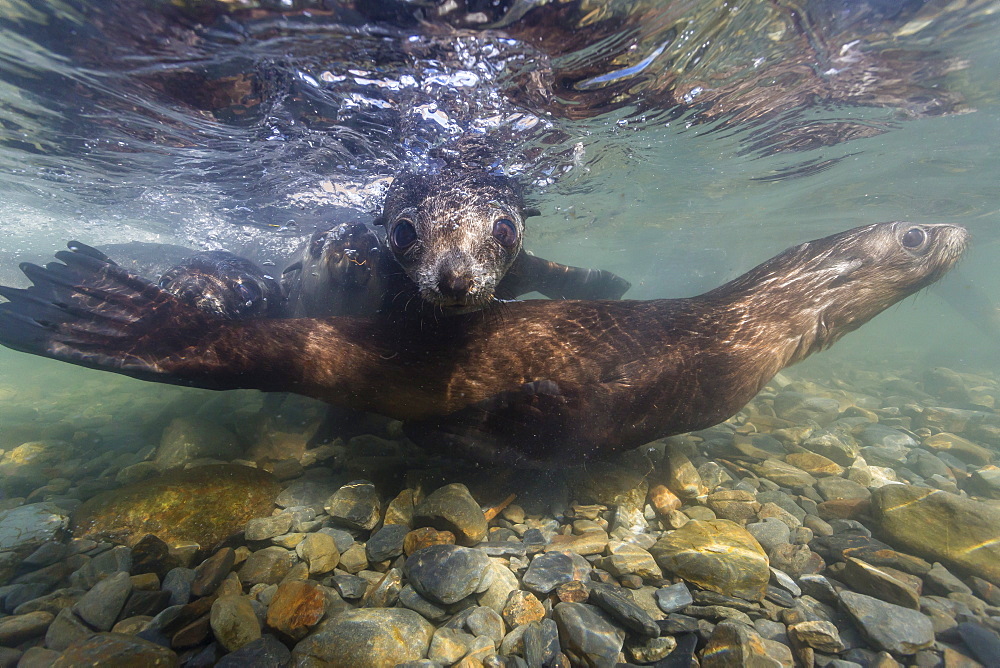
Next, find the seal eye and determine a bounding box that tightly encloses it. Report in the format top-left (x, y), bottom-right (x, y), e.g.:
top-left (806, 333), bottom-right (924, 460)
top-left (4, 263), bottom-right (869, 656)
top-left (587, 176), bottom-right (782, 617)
top-left (492, 218), bottom-right (518, 249)
top-left (901, 227), bottom-right (927, 249)
top-left (390, 219), bottom-right (418, 251)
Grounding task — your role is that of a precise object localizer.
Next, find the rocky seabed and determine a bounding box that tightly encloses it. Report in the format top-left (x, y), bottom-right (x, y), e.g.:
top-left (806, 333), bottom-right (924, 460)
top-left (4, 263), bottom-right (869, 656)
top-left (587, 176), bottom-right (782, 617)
top-left (0, 361), bottom-right (999, 667)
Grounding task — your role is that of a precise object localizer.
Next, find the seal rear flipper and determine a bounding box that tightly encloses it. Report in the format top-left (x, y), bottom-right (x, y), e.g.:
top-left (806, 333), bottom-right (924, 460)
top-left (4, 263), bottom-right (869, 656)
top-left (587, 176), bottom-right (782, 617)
top-left (403, 380), bottom-right (583, 467)
top-left (500, 252), bottom-right (631, 301)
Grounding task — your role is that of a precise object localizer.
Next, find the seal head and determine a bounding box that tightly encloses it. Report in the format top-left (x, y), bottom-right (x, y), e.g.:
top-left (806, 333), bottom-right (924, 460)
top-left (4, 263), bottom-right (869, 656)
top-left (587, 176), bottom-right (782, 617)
top-left (375, 170), bottom-right (526, 312)
top-left (157, 251), bottom-right (284, 320)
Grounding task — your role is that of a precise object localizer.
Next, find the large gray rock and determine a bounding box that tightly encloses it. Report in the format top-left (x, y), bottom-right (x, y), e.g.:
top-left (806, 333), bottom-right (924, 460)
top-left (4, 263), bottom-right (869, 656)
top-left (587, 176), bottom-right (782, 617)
top-left (839, 591), bottom-right (933, 655)
top-left (0, 503), bottom-right (68, 552)
top-left (403, 545), bottom-right (492, 605)
top-left (72, 571), bottom-right (132, 632)
top-left (154, 417), bottom-right (241, 470)
top-left (871, 485), bottom-right (1000, 583)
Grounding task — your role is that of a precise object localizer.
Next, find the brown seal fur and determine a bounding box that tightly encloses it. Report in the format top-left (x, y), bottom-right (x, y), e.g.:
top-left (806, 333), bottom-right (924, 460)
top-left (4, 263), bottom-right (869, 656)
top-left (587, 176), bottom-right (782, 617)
top-left (0, 221), bottom-right (968, 464)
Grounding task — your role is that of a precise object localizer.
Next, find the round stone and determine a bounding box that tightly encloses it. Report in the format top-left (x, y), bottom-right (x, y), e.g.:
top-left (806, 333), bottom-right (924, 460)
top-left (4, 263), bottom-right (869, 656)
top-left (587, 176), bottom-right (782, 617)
top-left (412, 483), bottom-right (488, 547)
top-left (594, 542), bottom-right (662, 581)
top-left (403, 545), bottom-right (492, 605)
top-left (73, 571), bottom-right (133, 632)
top-left (815, 477), bottom-right (871, 502)
top-left (552, 602), bottom-right (625, 666)
top-left (503, 590), bottom-right (545, 629)
top-left (701, 620), bottom-right (779, 668)
top-left (295, 533), bottom-right (340, 575)
top-left (210, 595), bottom-right (261, 652)
top-left (522, 551), bottom-right (592, 595)
top-left (366, 523), bottom-right (409, 562)
top-left (265, 580), bottom-right (325, 641)
top-left (239, 547), bottom-right (294, 586)
top-left (324, 480), bottom-right (381, 531)
top-left (404, 527), bottom-right (456, 555)
top-left (745, 518), bottom-right (791, 553)
top-left (650, 520), bottom-right (769, 601)
top-left (788, 620), bottom-right (845, 653)
top-left (654, 582), bottom-right (693, 614)
top-left (839, 591), bottom-right (933, 655)
top-left (466, 606), bottom-right (505, 646)
top-left (244, 515), bottom-right (292, 542)
top-left (292, 608), bottom-right (433, 668)
top-left (429, 627), bottom-right (474, 664)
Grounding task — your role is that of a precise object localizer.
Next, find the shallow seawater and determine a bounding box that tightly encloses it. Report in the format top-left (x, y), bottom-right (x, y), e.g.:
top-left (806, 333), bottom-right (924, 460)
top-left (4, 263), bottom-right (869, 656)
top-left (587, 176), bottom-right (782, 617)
top-left (1, 0), bottom-right (1000, 664)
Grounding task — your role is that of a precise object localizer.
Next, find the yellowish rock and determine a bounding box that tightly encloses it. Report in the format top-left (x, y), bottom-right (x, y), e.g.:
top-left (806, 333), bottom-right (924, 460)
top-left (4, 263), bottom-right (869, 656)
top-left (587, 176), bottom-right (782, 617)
top-left (872, 485), bottom-right (1000, 584)
top-left (72, 465), bottom-right (280, 549)
top-left (921, 433), bottom-right (993, 465)
top-left (650, 520), bottom-right (769, 601)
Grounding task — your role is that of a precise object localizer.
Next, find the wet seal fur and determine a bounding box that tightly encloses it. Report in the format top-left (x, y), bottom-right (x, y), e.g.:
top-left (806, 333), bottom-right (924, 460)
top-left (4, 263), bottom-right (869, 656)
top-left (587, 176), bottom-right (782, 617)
top-left (0, 221), bottom-right (968, 464)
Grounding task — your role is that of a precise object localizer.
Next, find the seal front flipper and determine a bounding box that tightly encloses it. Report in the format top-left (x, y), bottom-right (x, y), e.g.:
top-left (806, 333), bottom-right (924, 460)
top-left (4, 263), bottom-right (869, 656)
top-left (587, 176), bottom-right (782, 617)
top-left (0, 243), bottom-right (237, 386)
top-left (499, 252), bottom-right (631, 301)
top-left (404, 380), bottom-right (579, 467)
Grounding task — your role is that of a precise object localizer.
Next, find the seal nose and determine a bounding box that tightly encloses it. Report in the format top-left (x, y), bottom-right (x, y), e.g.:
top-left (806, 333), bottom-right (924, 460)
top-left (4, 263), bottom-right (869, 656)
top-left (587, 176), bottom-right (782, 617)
top-left (438, 268), bottom-right (474, 302)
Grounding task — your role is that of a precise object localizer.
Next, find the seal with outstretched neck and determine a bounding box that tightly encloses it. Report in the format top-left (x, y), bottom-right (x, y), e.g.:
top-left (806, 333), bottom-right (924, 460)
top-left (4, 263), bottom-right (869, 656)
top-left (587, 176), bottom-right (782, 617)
top-left (0, 221), bottom-right (967, 464)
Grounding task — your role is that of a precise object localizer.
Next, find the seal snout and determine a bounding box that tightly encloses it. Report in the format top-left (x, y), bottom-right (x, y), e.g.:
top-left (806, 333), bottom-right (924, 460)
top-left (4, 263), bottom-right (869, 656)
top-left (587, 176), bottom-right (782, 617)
top-left (430, 251), bottom-right (485, 308)
top-left (438, 266), bottom-right (476, 302)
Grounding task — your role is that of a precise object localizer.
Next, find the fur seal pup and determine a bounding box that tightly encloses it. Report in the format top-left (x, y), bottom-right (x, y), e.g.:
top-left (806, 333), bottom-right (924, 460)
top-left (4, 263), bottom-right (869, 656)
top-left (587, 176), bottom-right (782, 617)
top-left (281, 169), bottom-right (632, 318)
top-left (0, 221), bottom-right (967, 463)
top-left (154, 170), bottom-right (630, 322)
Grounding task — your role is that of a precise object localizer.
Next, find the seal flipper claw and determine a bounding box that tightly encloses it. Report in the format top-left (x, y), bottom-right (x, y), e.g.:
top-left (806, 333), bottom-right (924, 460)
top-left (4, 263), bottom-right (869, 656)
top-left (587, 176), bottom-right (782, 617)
top-left (66, 241), bottom-right (118, 266)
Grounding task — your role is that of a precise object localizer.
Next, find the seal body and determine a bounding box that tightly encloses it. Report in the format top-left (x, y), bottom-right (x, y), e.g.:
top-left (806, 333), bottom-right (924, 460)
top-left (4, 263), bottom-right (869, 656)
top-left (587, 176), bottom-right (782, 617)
top-left (0, 221), bottom-right (967, 464)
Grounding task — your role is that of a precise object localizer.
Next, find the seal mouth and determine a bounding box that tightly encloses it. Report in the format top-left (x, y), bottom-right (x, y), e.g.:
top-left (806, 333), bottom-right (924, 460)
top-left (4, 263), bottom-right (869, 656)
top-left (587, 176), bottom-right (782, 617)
top-left (420, 287), bottom-right (495, 313)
